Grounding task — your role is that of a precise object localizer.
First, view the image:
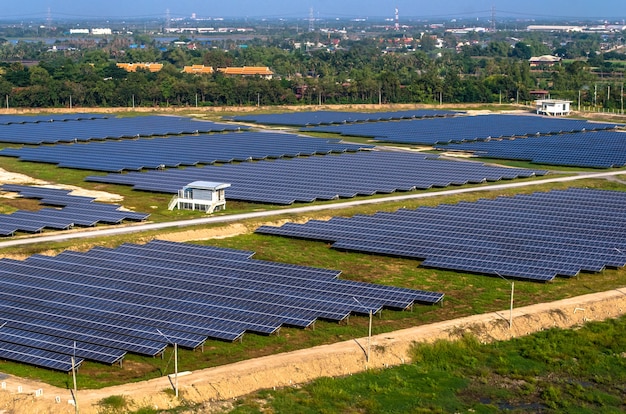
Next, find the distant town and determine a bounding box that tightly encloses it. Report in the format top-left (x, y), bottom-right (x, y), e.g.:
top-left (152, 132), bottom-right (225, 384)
top-left (0, 10), bottom-right (624, 109)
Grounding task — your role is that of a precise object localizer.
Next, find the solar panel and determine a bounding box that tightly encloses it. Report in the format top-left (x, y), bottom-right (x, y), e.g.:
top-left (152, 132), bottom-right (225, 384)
top-left (0, 185), bottom-right (149, 236)
top-left (0, 240), bottom-right (444, 371)
top-left (0, 131), bottom-right (373, 172)
top-left (229, 110), bottom-right (461, 126)
top-left (306, 114), bottom-right (621, 145)
top-left (256, 188), bottom-right (626, 282)
top-left (435, 130), bottom-right (626, 169)
top-left (0, 113), bottom-right (107, 125)
top-left (86, 151), bottom-right (547, 205)
top-left (0, 115), bottom-right (247, 144)
top-left (0, 340), bottom-right (83, 372)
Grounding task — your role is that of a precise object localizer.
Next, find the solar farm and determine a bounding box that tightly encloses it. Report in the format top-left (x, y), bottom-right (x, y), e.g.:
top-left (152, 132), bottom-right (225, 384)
top-left (305, 114), bottom-right (621, 145)
top-left (0, 131), bottom-right (372, 172)
top-left (435, 130), bottom-right (626, 169)
top-left (0, 185), bottom-right (149, 236)
top-left (0, 109), bottom-right (625, 379)
top-left (0, 115), bottom-right (246, 144)
top-left (229, 109), bottom-right (460, 126)
top-left (86, 151), bottom-right (547, 204)
top-left (0, 239), bottom-right (443, 372)
top-left (257, 188), bottom-right (626, 282)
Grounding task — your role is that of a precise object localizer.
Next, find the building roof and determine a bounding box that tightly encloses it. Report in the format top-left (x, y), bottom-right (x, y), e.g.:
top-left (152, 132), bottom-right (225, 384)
top-left (529, 55), bottom-right (562, 63)
top-left (185, 181), bottom-right (231, 190)
top-left (116, 63), bottom-right (163, 72)
top-left (217, 66), bottom-right (274, 76)
top-left (182, 65), bottom-right (214, 74)
top-left (536, 99), bottom-right (572, 104)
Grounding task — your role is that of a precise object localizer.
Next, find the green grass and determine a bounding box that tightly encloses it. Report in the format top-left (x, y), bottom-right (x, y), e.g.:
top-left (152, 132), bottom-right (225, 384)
top-left (224, 316), bottom-right (626, 413)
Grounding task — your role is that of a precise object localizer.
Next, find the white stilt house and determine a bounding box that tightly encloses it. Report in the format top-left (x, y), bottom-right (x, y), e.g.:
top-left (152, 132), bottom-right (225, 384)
top-left (169, 181), bottom-right (231, 213)
top-left (535, 99), bottom-right (572, 116)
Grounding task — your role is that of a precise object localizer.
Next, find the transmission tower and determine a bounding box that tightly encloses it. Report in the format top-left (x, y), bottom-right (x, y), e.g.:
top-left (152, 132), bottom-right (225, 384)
top-left (46, 7), bottom-right (52, 28)
top-left (395, 7), bottom-right (399, 31)
top-left (165, 8), bottom-right (171, 31)
top-left (308, 7), bottom-right (314, 32)
top-left (490, 6), bottom-right (496, 32)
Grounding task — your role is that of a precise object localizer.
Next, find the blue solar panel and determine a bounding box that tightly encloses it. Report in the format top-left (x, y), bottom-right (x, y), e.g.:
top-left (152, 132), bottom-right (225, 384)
top-left (435, 130), bottom-right (626, 169)
top-left (0, 132), bottom-right (373, 172)
top-left (0, 340), bottom-right (83, 372)
top-left (256, 188), bottom-right (626, 282)
top-left (306, 114), bottom-right (621, 145)
top-left (86, 151), bottom-right (547, 205)
top-left (0, 240), bottom-right (443, 371)
top-left (0, 116), bottom-right (247, 144)
top-left (0, 185), bottom-right (149, 235)
top-left (229, 110), bottom-right (461, 126)
top-left (0, 113), bottom-right (107, 125)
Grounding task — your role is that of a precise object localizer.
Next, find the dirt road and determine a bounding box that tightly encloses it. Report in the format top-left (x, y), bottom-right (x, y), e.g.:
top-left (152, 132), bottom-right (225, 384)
top-left (1, 288), bottom-right (624, 413)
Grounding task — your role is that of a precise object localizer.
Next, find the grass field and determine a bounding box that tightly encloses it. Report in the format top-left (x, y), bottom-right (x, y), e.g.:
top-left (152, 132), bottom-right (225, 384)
top-left (222, 315), bottom-right (626, 414)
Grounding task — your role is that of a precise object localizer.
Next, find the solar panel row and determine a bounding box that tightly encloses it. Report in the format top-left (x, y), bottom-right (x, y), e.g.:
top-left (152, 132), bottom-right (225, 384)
top-left (0, 113), bottom-right (107, 125)
top-left (0, 240), bottom-right (444, 371)
top-left (86, 151), bottom-right (547, 205)
top-left (436, 130), bottom-right (626, 169)
top-left (229, 109), bottom-right (460, 126)
top-left (0, 132), bottom-right (373, 172)
top-left (306, 114), bottom-right (621, 145)
top-left (255, 188), bottom-right (626, 282)
top-left (0, 116), bottom-right (247, 144)
top-left (0, 185), bottom-right (149, 236)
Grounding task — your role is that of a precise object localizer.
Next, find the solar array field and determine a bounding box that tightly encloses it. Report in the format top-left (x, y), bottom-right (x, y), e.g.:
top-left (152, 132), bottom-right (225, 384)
top-left (229, 109), bottom-right (459, 126)
top-left (437, 130), bottom-right (626, 169)
top-left (0, 240), bottom-right (444, 371)
top-left (256, 188), bottom-right (626, 282)
top-left (0, 132), bottom-right (372, 172)
top-left (0, 185), bottom-right (149, 236)
top-left (306, 114), bottom-right (621, 145)
top-left (86, 152), bottom-right (547, 204)
top-left (0, 115), bottom-right (246, 144)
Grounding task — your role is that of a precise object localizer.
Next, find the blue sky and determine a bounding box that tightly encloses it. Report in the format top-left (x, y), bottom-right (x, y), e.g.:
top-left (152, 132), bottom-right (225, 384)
top-left (3, 1), bottom-right (625, 20)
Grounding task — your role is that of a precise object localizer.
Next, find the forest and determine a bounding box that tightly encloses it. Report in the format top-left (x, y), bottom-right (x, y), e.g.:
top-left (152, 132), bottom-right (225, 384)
top-left (0, 28), bottom-right (624, 108)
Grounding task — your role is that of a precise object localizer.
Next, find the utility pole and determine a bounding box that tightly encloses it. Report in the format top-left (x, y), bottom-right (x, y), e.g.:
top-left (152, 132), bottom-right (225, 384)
top-left (156, 329), bottom-right (179, 398)
top-left (308, 8), bottom-right (314, 32)
top-left (70, 342), bottom-right (78, 413)
top-left (353, 298), bottom-right (373, 364)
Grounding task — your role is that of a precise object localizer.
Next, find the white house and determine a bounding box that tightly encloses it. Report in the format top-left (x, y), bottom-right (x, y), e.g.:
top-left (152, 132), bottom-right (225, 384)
top-left (535, 99), bottom-right (572, 116)
top-left (168, 181), bottom-right (231, 213)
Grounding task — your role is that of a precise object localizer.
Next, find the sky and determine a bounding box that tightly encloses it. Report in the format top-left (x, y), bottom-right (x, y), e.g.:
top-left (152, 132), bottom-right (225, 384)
top-left (2, 0), bottom-right (625, 20)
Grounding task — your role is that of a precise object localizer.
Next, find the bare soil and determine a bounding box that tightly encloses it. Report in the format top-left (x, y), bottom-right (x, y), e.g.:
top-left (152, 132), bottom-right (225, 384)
top-left (1, 288), bottom-right (624, 413)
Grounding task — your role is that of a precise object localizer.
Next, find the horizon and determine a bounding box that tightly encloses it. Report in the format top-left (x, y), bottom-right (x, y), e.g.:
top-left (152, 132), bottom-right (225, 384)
top-left (2, 1), bottom-right (625, 21)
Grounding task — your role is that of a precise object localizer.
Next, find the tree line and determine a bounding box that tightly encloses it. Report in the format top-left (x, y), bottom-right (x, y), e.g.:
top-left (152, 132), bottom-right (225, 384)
top-left (0, 35), bottom-right (624, 109)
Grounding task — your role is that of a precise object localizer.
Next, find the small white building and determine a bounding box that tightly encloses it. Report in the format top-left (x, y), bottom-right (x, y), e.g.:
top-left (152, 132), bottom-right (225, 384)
top-left (168, 181), bottom-right (231, 213)
top-left (536, 99), bottom-right (572, 116)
